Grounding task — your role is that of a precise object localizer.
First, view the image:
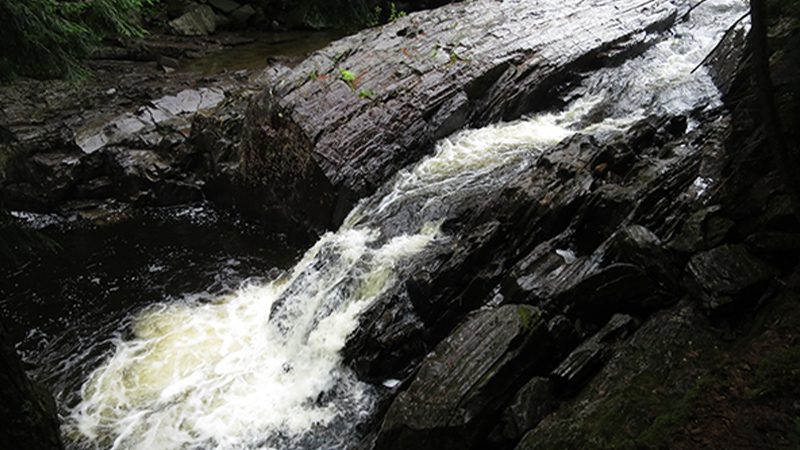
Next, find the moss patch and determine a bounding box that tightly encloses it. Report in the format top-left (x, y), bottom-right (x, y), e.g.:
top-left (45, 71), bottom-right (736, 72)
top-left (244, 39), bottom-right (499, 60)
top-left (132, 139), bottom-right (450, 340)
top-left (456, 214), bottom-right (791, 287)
top-left (577, 372), bottom-right (714, 449)
top-left (748, 344), bottom-right (800, 399)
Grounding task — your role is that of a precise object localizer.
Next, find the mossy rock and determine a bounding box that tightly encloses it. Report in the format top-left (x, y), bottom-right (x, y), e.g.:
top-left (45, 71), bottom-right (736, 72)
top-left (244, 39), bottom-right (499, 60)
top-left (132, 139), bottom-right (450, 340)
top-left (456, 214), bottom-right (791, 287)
top-left (516, 303), bottom-right (719, 450)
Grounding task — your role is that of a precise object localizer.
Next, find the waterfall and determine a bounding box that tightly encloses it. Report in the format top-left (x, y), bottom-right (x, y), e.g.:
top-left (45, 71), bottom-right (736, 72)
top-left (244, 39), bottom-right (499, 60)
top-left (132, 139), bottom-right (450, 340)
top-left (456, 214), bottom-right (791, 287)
top-left (64, 1), bottom-right (748, 449)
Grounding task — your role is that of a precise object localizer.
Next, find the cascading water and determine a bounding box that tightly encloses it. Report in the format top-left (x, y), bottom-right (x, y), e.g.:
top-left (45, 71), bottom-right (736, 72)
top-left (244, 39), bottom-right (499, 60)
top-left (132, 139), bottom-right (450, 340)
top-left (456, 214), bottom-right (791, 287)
top-left (62, 1), bottom-right (748, 448)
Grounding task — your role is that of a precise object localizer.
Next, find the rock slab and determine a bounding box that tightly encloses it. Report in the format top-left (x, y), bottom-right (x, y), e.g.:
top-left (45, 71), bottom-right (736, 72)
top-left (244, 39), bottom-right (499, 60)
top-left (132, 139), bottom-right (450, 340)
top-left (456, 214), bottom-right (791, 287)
top-left (374, 305), bottom-right (553, 450)
top-left (239, 0), bottom-right (683, 231)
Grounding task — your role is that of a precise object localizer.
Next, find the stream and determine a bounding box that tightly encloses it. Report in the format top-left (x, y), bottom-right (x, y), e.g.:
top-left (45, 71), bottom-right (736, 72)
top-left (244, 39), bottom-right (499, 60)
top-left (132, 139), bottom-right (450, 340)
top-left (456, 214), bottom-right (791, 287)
top-left (3, 1), bottom-right (748, 449)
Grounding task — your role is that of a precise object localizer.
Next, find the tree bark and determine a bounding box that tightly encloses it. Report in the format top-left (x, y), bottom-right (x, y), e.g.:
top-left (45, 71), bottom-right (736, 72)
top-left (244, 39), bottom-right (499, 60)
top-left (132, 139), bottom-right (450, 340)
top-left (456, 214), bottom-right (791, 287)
top-left (749, 0), bottom-right (800, 222)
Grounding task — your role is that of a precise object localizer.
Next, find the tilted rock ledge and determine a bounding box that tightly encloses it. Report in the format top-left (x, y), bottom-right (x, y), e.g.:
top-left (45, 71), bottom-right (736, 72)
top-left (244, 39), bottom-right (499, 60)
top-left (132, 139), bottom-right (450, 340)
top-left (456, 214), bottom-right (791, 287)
top-left (239, 0), bottom-right (683, 232)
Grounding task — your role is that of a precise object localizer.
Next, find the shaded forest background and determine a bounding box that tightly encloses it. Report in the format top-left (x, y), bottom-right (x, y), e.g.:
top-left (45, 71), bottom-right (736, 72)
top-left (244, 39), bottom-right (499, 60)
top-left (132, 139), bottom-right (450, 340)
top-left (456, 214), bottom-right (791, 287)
top-left (0, 0), bottom-right (449, 80)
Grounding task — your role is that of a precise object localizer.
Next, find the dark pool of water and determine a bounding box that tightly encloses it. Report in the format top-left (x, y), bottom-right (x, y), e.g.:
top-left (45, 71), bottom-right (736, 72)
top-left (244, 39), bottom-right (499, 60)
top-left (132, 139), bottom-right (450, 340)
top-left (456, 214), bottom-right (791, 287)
top-left (0, 204), bottom-right (302, 409)
top-left (181, 30), bottom-right (343, 75)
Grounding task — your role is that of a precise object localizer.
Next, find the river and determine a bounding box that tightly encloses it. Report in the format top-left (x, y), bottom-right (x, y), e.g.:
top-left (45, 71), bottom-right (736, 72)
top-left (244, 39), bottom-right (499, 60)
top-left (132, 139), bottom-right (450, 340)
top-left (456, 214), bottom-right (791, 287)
top-left (4, 1), bottom-right (749, 449)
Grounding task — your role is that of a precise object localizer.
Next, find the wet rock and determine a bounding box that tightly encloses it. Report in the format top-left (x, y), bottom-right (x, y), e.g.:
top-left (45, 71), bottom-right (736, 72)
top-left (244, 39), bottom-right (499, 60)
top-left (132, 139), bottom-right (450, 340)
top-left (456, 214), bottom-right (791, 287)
top-left (745, 232), bottom-right (800, 256)
top-left (0, 124), bottom-right (15, 145)
top-left (669, 205), bottom-right (734, 253)
top-left (214, 13), bottom-right (233, 29)
top-left (0, 321), bottom-right (63, 450)
top-left (165, 0), bottom-right (190, 19)
top-left (169, 4), bottom-right (217, 36)
top-left (509, 225), bottom-right (679, 320)
top-left (688, 244), bottom-right (776, 315)
top-left (515, 303), bottom-right (717, 450)
top-left (346, 115), bottom-right (714, 384)
top-left (239, 0), bottom-right (684, 232)
top-left (342, 289), bottom-right (429, 381)
top-left (550, 314), bottom-right (637, 391)
top-left (156, 55), bottom-right (181, 73)
top-left (704, 17), bottom-right (747, 97)
top-left (374, 305), bottom-right (554, 450)
top-left (207, 0), bottom-right (241, 14)
top-left (492, 377), bottom-right (559, 443)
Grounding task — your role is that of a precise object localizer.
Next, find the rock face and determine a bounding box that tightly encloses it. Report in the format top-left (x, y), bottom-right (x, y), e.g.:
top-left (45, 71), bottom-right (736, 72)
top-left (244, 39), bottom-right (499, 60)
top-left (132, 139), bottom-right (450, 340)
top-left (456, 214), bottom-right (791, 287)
top-left (352, 5), bottom-right (800, 450)
top-left (491, 377), bottom-right (558, 443)
top-left (344, 113), bottom-right (705, 385)
top-left (239, 0), bottom-right (683, 232)
top-left (550, 314), bottom-right (636, 391)
top-left (513, 303), bottom-right (717, 450)
top-left (688, 244), bottom-right (775, 315)
top-left (0, 321), bottom-right (63, 450)
top-left (374, 305), bottom-right (555, 450)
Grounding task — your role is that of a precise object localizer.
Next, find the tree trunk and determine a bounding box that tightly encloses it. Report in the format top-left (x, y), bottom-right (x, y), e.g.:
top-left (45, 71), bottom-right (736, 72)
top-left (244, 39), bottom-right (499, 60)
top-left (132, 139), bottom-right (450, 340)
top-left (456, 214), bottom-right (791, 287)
top-left (749, 0), bottom-right (800, 221)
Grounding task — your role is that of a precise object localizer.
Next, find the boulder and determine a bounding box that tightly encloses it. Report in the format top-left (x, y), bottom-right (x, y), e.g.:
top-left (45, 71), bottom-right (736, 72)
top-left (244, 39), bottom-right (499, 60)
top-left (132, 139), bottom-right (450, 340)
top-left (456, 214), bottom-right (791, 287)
top-left (168, 4), bottom-right (217, 36)
top-left (345, 114), bottom-right (716, 384)
top-left (230, 4), bottom-right (256, 25)
top-left (207, 0), bottom-right (241, 14)
top-left (668, 205), bottom-right (735, 253)
top-left (373, 305), bottom-right (554, 450)
top-left (515, 304), bottom-right (716, 450)
top-left (550, 314), bottom-right (637, 390)
top-left (688, 244), bottom-right (776, 315)
top-left (492, 377), bottom-right (559, 443)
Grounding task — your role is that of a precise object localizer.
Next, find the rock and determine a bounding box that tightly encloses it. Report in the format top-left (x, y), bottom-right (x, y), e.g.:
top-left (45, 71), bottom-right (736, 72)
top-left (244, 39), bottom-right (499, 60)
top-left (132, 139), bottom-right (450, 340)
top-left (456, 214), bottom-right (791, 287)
top-left (239, 0), bottom-right (684, 233)
top-left (373, 305), bottom-right (554, 450)
top-left (164, 0), bottom-right (190, 19)
top-left (550, 314), bottom-right (637, 391)
top-left (493, 377), bottom-right (559, 443)
top-left (0, 124), bottom-right (15, 145)
top-left (688, 244), bottom-right (776, 315)
top-left (73, 87), bottom-right (225, 155)
top-left (515, 303), bottom-right (717, 450)
top-left (745, 232), bottom-right (800, 256)
top-left (207, 0), bottom-right (240, 14)
top-left (345, 114), bottom-right (717, 383)
top-left (230, 4), bottom-right (256, 25)
top-left (704, 17), bottom-right (747, 97)
top-left (156, 55), bottom-right (181, 73)
top-left (168, 4), bottom-right (217, 36)
top-left (0, 321), bottom-right (63, 450)
top-left (341, 289), bottom-right (429, 381)
top-left (215, 12), bottom-right (232, 28)
top-left (509, 225), bottom-right (680, 320)
top-left (669, 205), bottom-right (734, 253)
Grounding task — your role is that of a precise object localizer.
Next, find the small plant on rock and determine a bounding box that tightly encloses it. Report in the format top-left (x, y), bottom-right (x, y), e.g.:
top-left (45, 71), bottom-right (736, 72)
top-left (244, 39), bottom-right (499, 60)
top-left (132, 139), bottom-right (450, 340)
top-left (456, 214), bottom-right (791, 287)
top-left (339, 68), bottom-right (357, 88)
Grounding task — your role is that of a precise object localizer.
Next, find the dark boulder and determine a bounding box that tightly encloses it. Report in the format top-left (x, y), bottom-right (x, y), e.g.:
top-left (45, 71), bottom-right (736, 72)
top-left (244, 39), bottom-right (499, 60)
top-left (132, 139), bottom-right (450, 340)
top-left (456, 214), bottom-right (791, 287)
top-left (0, 321), bottom-right (63, 450)
top-left (687, 244), bottom-right (776, 315)
top-left (373, 305), bottom-right (555, 450)
top-left (550, 314), bottom-right (637, 391)
top-left (490, 377), bottom-right (559, 444)
top-left (514, 303), bottom-right (717, 450)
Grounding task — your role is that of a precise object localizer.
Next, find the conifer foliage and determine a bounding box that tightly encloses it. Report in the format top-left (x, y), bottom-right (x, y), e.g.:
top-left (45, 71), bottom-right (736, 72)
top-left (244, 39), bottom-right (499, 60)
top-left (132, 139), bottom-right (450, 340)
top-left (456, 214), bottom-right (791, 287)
top-left (0, 0), bottom-right (155, 80)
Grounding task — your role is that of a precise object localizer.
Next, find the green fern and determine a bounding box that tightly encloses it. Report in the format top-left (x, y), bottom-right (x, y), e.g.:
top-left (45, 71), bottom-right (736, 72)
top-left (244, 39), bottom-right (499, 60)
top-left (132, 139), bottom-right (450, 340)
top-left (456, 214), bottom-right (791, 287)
top-left (0, 0), bottom-right (157, 81)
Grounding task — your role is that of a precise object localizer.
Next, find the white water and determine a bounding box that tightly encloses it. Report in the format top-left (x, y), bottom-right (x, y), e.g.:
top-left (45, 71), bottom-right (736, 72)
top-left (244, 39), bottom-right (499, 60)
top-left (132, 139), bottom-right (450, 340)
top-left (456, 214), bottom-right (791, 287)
top-left (65, 1), bottom-right (748, 449)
